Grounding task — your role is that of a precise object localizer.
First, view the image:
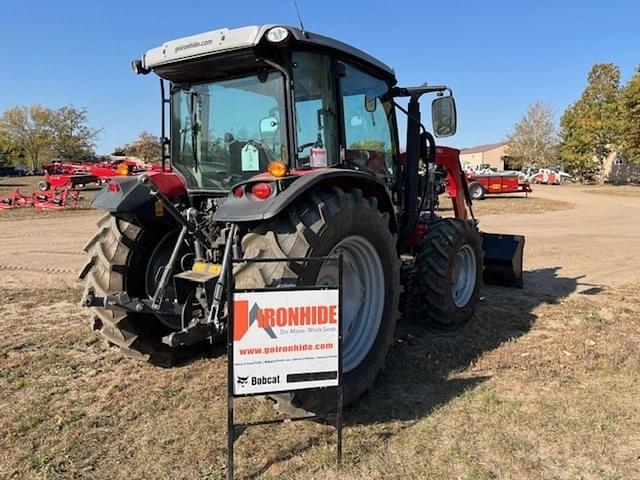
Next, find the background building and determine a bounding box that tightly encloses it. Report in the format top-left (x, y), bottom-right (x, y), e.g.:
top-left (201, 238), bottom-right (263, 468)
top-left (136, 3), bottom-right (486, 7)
top-left (460, 142), bottom-right (508, 171)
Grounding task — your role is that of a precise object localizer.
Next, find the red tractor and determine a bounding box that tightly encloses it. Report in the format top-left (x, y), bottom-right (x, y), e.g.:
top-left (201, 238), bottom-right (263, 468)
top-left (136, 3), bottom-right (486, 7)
top-left (80, 25), bottom-right (523, 414)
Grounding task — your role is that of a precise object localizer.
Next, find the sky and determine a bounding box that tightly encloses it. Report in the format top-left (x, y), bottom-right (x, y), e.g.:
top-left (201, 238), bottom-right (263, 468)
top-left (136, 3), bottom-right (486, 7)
top-left (0, 0), bottom-right (638, 155)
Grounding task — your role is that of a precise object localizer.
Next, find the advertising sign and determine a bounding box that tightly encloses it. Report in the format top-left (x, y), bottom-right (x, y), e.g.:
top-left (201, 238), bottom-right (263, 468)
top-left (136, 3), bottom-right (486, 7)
top-left (232, 289), bottom-right (339, 395)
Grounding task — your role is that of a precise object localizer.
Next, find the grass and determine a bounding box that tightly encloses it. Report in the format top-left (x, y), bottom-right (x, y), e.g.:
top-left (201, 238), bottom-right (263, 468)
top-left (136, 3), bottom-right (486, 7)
top-left (438, 194), bottom-right (573, 216)
top-left (582, 185), bottom-right (640, 197)
top-left (0, 278), bottom-right (638, 479)
top-left (0, 175), bottom-right (44, 195)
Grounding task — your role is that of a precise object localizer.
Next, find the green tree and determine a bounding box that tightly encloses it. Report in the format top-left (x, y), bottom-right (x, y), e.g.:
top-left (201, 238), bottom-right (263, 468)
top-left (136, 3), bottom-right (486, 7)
top-left (0, 105), bottom-right (54, 170)
top-left (0, 132), bottom-right (11, 164)
top-left (349, 139), bottom-right (387, 151)
top-left (506, 101), bottom-right (558, 169)
top-left (114, 131), bottom-right (162, 162)
top-left (560, 63), bottom-right (622, 180)
top-left (620, 65), bottom-right (640, 164)
top-left (51, 106), bottom-right (100, 161)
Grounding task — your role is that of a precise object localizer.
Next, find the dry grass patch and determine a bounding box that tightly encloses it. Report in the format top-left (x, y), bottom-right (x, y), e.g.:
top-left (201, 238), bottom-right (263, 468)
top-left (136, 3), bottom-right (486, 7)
top-left (0, 176), bottom-right (43, 196)
top-left (470, 196), bottom-right (573, 216)
top-left (1, 278), bottom-right (638, 479)
top-left (582, 185), bottom-right (640, 197)
top-left (438, 194), bottom-right (573, 217)
top-left (0, 206), bottom-right (95, 221)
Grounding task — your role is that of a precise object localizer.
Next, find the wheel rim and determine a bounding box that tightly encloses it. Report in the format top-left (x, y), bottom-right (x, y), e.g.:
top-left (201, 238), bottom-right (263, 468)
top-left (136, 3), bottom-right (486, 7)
top-left (451, 245), bottom-right (477, 307)
top-left (316, 236), bottom-right (385, 372)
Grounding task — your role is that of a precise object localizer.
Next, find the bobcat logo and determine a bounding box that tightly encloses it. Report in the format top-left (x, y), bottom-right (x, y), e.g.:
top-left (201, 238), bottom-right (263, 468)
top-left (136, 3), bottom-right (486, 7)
top-left (236, 376), bottom-right (249, 387)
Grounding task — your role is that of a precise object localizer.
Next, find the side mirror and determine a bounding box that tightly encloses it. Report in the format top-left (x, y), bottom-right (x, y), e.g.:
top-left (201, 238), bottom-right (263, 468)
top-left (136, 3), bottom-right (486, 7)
top-left (259, 116), bottom-right (279, 143)
top-left (431, 96), bottom-right (457, 138)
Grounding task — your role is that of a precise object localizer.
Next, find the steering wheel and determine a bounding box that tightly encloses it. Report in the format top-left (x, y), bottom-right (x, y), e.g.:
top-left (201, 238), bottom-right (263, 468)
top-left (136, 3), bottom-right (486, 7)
top-left (297, 142), bottom-right (317, 153)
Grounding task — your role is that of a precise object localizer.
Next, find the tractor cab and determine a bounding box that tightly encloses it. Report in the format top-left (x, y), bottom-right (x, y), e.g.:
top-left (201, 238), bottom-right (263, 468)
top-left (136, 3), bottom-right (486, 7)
top-left (133, 25), bottom-right (456, 206)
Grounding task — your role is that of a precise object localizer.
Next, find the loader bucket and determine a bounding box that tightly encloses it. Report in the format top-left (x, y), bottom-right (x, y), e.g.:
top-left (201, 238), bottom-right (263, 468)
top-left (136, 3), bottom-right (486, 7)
top-left (481, 232), bottom-right (525, 288)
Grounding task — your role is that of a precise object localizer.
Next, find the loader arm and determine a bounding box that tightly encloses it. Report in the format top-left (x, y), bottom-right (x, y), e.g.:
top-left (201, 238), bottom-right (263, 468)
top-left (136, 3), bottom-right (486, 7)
top-left (435, 146), bottom-right (470, 220)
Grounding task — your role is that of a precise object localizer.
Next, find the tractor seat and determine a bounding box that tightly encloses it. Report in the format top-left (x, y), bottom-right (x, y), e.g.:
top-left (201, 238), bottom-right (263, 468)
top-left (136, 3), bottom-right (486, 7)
top-left (345, 149), bottom-right (387, 175)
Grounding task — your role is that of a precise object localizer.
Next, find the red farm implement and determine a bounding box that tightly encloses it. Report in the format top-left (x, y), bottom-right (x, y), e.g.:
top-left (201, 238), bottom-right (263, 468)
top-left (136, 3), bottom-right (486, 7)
top-left (1, 185), bottom-right (81, 211)
top-left (39, 159), bottom-right (157, 191)
top-left (0, 189), bottom-right (35, 209)
top-left (32, 187), bottom-right (81, 210)
top-left (466, 171), bottom-right (532, 200)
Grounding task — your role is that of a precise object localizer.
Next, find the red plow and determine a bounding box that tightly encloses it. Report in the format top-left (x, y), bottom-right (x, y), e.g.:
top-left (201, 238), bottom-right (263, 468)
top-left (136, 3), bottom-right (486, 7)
top-left (0, 185), bottom-right (82, 211)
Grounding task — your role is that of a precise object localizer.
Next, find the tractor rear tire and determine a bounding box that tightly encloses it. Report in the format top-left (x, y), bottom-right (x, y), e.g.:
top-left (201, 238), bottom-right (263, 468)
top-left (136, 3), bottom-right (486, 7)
top-left (469, 182), bottom-right (485, 200)
top-left (415, 219), bottom-right (483, 328)
top-left (235, 186), bottom-right (400, 414)
top-left (80, 214), bottom-right (193, 367)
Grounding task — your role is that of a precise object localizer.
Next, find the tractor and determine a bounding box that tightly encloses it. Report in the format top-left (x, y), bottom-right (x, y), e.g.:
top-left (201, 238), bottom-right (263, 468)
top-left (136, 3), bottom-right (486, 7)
top-left (80, 25), bottom-right (524, 414)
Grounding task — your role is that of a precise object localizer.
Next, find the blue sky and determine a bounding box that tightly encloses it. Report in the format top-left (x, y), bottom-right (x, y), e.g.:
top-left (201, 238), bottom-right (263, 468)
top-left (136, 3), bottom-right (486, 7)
top-left (1, 0), bottom-right (638, 155)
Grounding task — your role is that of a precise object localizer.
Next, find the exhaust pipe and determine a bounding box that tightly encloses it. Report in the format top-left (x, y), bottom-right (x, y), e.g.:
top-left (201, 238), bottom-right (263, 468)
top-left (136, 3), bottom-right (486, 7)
top-left (482, 232), bottom-right (525, 288)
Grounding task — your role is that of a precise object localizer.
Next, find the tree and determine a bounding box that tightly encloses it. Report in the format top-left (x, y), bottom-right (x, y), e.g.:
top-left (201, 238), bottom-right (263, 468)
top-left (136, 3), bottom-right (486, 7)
top-left (349, 139), bottom-right (387, 151)
top-left (620, 65), bottom-right (640, 164)
top-left (114, 131), bottom-right (162, 162)
top-left (0, 132), bottom-right (11, 164)
top-left (505, 101), bottom-right (558, 169)
top-left (0, 105), bottom-right (54, 170)
top-left (51, 106), bottom-right (100, 161)
top-left (560, 63), bottom-right (622, 179)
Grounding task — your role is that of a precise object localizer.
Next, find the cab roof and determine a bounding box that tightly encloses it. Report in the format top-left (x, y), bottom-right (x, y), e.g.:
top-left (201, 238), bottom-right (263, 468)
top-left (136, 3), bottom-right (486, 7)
top-left (140, 24), bottom-right (396, 82)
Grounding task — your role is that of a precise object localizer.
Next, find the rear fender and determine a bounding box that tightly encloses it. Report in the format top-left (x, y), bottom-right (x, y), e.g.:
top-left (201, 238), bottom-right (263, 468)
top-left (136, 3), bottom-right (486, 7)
top-left (92, 172), bottom-right (186, 226)
top-left (213, 169), bottom-right (398, 232)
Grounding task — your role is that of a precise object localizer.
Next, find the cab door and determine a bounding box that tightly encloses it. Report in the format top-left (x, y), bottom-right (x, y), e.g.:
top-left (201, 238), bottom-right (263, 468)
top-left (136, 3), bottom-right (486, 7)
top-left (338, 62), bottom-right (398, 190)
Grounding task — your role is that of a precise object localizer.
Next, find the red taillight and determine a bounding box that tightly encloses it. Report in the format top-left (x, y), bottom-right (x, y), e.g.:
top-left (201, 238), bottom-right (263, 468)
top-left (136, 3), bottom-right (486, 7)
top-left (233, 186), bottom-right (244, 198)
top-left (251, 182), bottom-right (273, 200)
top-left (107, 182), bottom-right (120, 192)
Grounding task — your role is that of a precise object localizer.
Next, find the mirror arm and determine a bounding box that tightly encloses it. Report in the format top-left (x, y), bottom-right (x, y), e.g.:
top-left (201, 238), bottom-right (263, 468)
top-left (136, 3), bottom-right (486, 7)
top-left (391, 85), bottom-right (453, 99)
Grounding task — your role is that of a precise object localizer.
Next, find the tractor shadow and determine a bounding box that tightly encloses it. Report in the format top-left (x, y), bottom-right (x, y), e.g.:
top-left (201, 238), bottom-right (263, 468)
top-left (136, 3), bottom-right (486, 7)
top-left (347, 266), bottom-right (584, 426)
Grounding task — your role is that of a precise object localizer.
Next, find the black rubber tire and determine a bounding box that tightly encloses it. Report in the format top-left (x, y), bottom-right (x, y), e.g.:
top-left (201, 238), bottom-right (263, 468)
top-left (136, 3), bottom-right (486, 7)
top-left (38, 180), bottom-right (50, 191)
top-left (235, 186), bottom-right (400, 413)
top-left (80, 214), bottom-right (193, 367)
top-left (469, 182), bottom-right (485, 200)
top-left (415, 218), bottom-right (483, 328)
top-left (400, 259), bottom-right (418, 321)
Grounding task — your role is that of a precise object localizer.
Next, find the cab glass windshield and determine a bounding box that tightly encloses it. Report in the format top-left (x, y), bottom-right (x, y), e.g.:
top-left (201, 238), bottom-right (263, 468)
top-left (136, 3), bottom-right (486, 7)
top-left (171, 71), bottom-right (287, 191)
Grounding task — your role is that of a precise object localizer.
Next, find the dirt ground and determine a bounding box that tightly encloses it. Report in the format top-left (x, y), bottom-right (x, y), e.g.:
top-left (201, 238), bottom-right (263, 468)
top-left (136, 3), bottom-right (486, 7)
top-left (0, 184), bottom-right (639, 479)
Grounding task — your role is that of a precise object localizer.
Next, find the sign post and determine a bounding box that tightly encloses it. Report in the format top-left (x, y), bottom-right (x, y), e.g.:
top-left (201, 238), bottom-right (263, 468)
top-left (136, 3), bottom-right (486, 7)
top-left (226, 255), bottom-right (343, 480)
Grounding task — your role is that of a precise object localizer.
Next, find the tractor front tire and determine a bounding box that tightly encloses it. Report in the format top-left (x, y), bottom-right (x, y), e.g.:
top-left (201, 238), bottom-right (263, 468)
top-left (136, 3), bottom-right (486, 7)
top-left (80, 214), bottom-right (190, 367)
top-left (416, 219), bottom-right (483, 328)
top-left (235, 187), bottom-right (400, 413)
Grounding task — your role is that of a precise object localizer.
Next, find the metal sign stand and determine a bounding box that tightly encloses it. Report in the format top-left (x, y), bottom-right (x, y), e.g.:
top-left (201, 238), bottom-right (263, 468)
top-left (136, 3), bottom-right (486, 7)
top-left (226, 255), bottom-right (344, 480)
